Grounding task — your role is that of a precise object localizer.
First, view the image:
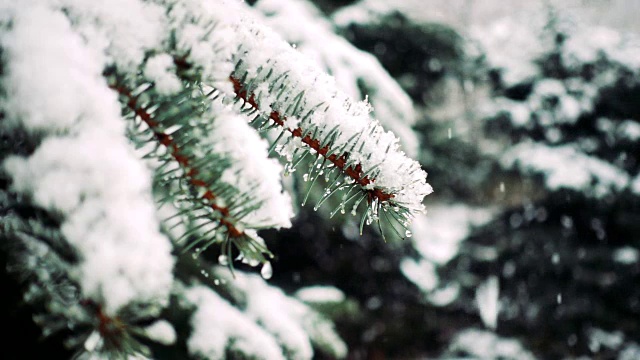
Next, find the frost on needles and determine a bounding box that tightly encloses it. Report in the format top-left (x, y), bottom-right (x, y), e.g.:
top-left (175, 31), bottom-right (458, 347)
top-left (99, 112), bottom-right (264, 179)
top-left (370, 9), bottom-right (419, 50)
top-left (0, 0), bottom-right (431, 358)
top-left (168, 0), bottom-right (433, 239)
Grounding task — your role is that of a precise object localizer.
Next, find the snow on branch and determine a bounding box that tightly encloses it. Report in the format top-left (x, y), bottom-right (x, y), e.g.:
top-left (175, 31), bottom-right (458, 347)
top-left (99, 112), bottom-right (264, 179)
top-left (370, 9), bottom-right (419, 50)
top-left (199, 268), bottom-right (348, 359)
top-left (176, 254), bottom-right (347, 359)
top-left (1, 0), bottom-right (432, 356)
top-left (109, 70), bottom-right (293, 269)
top-left (229, 15), bottom-right (431, 235)
top-left (1, 2), bottom-right (174, 315)
top-left (228, 58), bottom-right (431, 237)
top-left (252, 0), bottom-right (419, 157)
top-left (501, 143), bottom-right (630, 198)
top-left (166, 0), bottom-right (432, 238)
top-left (186, 285), bottom-right (287, 360)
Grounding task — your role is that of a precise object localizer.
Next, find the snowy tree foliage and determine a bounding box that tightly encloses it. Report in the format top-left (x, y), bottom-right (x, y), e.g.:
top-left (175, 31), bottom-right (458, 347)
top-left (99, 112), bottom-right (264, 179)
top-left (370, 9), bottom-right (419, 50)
top-left (333, 1), bottom-right (639, 358)
top-left (0, 0), bottom-right (431, 358)
top-left (3, 0), bottom-right (639, 359)
top-left (456, 15), bottom-right (640, 358)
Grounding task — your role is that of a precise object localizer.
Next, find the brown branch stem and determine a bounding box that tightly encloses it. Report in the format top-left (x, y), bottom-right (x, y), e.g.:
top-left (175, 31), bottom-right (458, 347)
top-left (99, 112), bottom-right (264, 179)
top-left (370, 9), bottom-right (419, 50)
top-left (110, 83), bottom-right (244, 238)
top-left (230, 76), bottom-right (394, 203)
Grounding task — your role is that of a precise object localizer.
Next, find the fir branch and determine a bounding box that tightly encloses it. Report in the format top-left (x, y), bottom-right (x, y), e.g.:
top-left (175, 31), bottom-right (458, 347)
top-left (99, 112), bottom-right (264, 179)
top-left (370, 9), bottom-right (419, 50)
top-left (230, 76), bottom-right (394, 203)
top-left (107, 72), bottom-right (284, 269)
top-left (1, 213), bottom-right (157, 358)
top-left (109, 82), bottom-right (246, 235)
top-left (163, 0), bottom-right (432, 238)
top-left (228, 73), bottom-right (428, 239)
top-left (79, 300), bottom-right (131, 355)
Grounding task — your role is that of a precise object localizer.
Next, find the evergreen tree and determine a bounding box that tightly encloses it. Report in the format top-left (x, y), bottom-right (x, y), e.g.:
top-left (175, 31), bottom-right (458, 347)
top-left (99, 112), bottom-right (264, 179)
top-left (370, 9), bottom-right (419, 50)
top-left (0, 0), bottom-right (432, 359)
top-left (333, 1), bottom-right (640, 358)
top-left (440, 13), bottom-right (640, 358)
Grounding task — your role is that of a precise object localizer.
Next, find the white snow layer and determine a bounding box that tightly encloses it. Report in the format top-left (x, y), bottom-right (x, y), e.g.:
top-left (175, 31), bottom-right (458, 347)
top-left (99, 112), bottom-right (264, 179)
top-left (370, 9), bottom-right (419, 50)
top-left (188, 270), bottom-right (348, 360)
top-left (158, 0), bottom-right (432, 221)
top-left (59, 0), bottom-right (167, 71)
top-left (501, 143), bottom-right (630, 198)
top-left (562, 25), bottom-right (640, 70)
top-left (209, 100), bottom-right (294, 229)
top-left (186, 285), bottom-right (286, 360)
top-left (253, 0), bottom-right (419, 157)
top-left (164, 0), bottom-right (240, 93)
top-left (143, 54), bottom-right (183, 95)
top-left (400, 258), bottom-right (439, 292)
top-left (1, 1), bottom-right (433, 353)
top-left (334, 1), bottom-right (545, 86)
top-left (617, 120), bottom-right (640, 142)
top-left (587, 327), bottom-right (625, 353)
top-left (411, 205), bottom-right (495, 265)
top-left (230, 8), bottom-right (432, 214)
top-left (613, 247), bottom-right (640, 265)
top-left (144, 320), bottom-right (177, 345)
top-left (0, 3), bottom-right (120, 132)
top-left (481, 78), bottom-right (597, 131)
top-left (401, 205), bottom-right (494, 304)
top-left (471, 16), bottom-right (547, 86)
top-left (475, 276), bottom-right (500, 330)
top-left (295, 285), bottom-right (346, 304)
top-left (632, 175), bottom-right (640, 195)
top-left (1, 2), bottom-right (173, 314)
top-left (448, 329), bottom-right (536, 360)
top-left (229, 271), bottom-right (348, 359)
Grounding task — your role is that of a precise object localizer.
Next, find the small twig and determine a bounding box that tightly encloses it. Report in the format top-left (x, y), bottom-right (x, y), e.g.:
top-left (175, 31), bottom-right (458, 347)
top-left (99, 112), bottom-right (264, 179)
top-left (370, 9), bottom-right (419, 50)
top-left (230, 76), bottom-right (394, 203)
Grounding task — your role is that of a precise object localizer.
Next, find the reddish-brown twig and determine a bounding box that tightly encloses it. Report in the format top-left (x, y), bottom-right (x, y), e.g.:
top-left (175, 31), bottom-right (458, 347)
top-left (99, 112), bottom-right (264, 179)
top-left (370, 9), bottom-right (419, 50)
top-left (111, 83), bottom-right (244, 238)
top-left (230, 76), bottom-right (394, 203)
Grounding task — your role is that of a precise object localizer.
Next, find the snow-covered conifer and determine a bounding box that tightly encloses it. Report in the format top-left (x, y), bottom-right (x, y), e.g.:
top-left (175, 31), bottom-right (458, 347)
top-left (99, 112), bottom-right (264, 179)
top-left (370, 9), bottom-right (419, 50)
top-left (0, 0), bottom-right (431, 358)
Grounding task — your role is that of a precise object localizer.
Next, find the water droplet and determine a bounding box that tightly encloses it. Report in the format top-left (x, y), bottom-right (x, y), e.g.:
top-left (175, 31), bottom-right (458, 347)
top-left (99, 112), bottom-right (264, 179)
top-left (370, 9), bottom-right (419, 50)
top-left (214, 279), bottom-right (220, 285)
top-left (218, 255), bottom-right (229, 266)
top-left (261, 262), bottom-right (273, 280)
top-left (303, 173), bottom-right (309, 182)
top-left (405, 230), bottom-right (413, 238)
top-left (200, 270), bottom-right (209, 278)
top-left (448, 128), bottom-right (452, 139)
top-left (499, 182), bottom-right (505, 193)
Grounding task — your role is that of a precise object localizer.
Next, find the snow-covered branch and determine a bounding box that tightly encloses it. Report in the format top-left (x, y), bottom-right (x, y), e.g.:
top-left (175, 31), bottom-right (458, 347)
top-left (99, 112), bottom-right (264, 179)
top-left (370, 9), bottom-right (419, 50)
top-left (0, 0), bottom-right (432, 357)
